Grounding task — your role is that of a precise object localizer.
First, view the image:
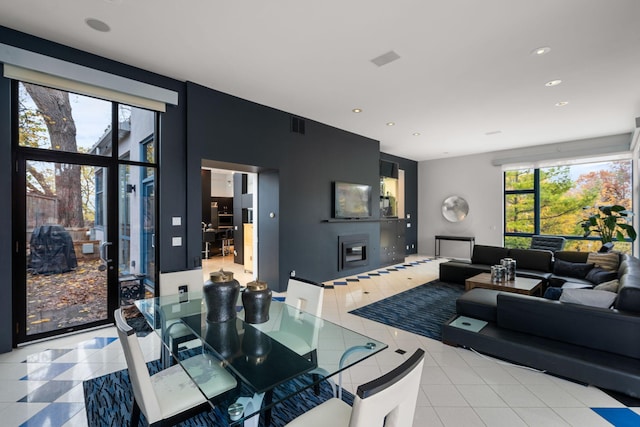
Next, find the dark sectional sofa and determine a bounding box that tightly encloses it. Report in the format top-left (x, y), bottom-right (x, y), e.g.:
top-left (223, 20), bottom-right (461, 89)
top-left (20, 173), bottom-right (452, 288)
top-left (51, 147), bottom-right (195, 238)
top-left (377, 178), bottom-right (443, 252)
top-left (440, 244), bottom-right (640, 398)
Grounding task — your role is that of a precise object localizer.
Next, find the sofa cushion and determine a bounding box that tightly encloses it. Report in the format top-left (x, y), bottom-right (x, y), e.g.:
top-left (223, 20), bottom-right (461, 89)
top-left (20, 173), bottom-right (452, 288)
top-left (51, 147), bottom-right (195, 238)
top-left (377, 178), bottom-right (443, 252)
top-left (561, 281), bottom-right (594, 289)
top-left (554, 251), bottom-right (590, 264)
top-left (615, 272), bottom-right (640, 313)
top-left (471, 245), bottom-right (509, 266)
top-left (508, 248), bottom-right (553, 273)
top-left (586, 252), bottom-right (620, 271)
top-left (586, 267), bottom-right (618, 285)
top-left (553, 259), bottom-right (594, 279)
top-left (439, 261), bottom-right (490, 285)
top-left (456, 288), bottom-right (500, 322)
top-left (496, 293), bottom-right (640, 359)
top-left (594, 279), bottom-right (620, 293)
top-left (560, 289), bottom-right (617, 308)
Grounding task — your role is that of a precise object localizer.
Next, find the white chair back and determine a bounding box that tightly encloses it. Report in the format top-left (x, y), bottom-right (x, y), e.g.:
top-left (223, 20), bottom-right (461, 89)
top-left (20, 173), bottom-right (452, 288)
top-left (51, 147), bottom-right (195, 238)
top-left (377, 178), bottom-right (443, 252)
top-left (159, 269), bottom-right (204, 296)
top-left (285, 277), bottom-right (324, 317)
top-left (114, 308), bottom-right (162, 424)
top-left (349, 349), bottom-right (425, 427)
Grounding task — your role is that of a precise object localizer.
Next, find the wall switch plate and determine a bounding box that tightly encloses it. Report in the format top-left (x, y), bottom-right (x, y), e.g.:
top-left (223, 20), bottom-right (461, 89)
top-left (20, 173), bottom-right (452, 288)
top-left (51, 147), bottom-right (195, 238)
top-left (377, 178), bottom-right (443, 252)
top-left (179, 285), bottom-right (188, 303)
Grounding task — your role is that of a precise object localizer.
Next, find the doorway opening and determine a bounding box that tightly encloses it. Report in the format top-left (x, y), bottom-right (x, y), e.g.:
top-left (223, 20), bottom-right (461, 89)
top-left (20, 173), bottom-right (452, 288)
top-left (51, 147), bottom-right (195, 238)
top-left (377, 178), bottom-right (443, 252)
top-left (201, 163), bottom-right (257, 284)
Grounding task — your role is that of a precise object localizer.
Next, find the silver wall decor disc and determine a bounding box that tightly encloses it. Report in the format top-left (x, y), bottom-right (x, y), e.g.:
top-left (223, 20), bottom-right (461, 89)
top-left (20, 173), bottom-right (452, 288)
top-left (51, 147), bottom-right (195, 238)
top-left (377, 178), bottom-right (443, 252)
top-left (442, 196), bottom-right (469, 222)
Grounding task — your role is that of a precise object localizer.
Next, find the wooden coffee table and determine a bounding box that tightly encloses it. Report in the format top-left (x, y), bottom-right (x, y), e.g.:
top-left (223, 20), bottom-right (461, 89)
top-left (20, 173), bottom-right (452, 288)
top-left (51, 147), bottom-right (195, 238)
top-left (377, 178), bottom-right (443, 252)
top-left (465, 272), bottom-right (542, 296)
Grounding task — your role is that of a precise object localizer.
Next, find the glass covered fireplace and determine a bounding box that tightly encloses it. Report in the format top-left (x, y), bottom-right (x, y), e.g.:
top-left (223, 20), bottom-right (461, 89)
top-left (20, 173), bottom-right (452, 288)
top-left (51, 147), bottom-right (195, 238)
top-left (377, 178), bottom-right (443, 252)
top-left (338, 234), bottom-right (369, 271)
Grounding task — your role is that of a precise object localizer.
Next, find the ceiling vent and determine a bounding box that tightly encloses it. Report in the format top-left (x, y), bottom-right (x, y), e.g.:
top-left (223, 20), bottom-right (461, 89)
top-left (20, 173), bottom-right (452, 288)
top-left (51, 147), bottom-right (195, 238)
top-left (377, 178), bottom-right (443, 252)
top-left (290, 116), bottom-right (305, 135)
top-left (371, 50), bottom-right (400, 67)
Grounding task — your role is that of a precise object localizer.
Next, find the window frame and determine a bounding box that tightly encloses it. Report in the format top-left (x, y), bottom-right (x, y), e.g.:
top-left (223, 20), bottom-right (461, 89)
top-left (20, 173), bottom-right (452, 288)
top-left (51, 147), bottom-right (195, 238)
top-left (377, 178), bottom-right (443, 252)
top-left (503, 161), bottom-right (634, 252)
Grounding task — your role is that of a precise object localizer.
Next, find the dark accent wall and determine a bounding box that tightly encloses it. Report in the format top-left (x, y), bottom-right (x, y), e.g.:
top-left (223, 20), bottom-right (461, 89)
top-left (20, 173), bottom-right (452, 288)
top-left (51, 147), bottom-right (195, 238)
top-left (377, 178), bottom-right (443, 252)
top-left (0, 64), bottom-right (12, 353)
top-left (0, 26), bottom-right (419, 351)
top-left (0, 27), bottom-right (188, 352)
top-left (381, 152), bottom-right (418, 254)
top-left (186, 82), bottom-right (383, 291)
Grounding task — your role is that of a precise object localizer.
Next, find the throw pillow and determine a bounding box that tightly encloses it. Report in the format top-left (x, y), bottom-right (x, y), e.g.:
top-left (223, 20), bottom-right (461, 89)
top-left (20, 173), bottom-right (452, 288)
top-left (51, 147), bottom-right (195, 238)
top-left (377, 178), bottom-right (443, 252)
top-left (543, 287), bottom-right (563, 300)
top-left (553, 258), bottom-right (595, 279)
top-left (594, 279), bottom-right (620, 293)
top-left (585, 267), bottom-right (618, 285)
top-left (586, 252), bottom-right (619, 271)
top-left (559, 288), bottom-right (617, 308)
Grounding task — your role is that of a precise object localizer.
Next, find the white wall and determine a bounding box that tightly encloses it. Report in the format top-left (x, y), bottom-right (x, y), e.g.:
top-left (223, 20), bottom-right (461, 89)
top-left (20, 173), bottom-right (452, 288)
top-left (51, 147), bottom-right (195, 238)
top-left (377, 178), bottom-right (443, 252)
top-left (210, 171), bottom-right (233, 197)
top-left (418, 132), bottom-right (637, 258)
top-left (418, 152), bottom-right (503, 258)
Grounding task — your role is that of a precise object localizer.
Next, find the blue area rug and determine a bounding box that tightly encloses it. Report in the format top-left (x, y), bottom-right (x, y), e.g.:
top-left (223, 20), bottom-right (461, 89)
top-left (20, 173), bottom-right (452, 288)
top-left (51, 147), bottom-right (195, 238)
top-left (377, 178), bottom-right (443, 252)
top-left (349, 280), bottom-right (464, 341)
top-left (83, 357), bottom-right (352, 427)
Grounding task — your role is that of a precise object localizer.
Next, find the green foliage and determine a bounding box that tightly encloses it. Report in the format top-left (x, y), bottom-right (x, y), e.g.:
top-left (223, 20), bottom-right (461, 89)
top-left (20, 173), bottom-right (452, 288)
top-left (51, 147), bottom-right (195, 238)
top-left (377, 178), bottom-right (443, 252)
top-left (504, 236), bottom-right (531, 249)
top-left (506, 162), bottom-right (633, 252)
top-left (580, 205), bottom-right (636, 243)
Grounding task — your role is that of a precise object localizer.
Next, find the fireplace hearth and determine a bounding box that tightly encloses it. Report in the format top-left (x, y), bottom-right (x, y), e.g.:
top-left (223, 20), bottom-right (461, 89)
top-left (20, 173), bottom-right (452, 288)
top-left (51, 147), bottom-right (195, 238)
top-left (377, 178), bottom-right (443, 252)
top-left (339, 234), bottom-right (369, 271)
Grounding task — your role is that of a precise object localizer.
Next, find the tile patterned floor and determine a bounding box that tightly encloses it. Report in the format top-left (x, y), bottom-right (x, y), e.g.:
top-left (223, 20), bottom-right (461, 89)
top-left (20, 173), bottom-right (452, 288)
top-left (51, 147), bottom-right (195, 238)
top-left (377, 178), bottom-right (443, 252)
top-left (0, 255), bottom-right (638, 426)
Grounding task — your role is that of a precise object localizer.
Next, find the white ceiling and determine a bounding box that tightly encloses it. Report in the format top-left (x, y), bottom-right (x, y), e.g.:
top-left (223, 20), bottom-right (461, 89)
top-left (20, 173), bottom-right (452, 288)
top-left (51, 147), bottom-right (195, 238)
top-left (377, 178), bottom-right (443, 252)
top-left (2, 0), bottom-right (640, 161)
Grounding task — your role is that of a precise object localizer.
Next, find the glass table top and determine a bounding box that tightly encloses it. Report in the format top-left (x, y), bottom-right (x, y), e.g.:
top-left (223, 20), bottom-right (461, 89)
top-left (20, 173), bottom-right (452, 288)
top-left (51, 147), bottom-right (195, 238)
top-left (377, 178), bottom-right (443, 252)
top-left (135, 291), bottom-right (386, 425)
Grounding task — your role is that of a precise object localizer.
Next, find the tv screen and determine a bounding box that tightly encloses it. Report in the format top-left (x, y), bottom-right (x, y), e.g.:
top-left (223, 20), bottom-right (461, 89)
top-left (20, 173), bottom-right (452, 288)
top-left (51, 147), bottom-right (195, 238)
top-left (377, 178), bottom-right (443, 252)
top-left (334, 182), bottom-right (372, 219)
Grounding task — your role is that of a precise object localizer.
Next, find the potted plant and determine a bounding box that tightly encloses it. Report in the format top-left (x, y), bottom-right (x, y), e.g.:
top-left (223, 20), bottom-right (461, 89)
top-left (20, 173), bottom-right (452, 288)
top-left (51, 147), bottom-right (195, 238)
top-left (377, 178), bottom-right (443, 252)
top-left (580, 205), bottom-right (637, 248)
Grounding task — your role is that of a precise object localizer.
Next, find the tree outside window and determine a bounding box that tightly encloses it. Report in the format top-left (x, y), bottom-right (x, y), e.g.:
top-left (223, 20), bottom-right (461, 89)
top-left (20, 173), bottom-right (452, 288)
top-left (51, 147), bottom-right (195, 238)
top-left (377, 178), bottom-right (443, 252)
top-left (505, 160), bottom-right (633, 254)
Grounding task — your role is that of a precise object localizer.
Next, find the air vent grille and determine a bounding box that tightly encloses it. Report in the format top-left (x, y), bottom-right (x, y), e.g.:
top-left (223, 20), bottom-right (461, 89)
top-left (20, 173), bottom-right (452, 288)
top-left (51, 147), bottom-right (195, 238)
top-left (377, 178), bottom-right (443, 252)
top-left (290, 116), bottom-right (305, 135)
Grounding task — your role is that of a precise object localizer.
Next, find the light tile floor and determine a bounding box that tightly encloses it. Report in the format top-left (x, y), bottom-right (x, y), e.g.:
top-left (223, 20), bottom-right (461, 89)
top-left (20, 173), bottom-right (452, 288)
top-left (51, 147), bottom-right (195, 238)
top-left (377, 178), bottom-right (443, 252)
top-left (1, 255), bottom-right (638, 426)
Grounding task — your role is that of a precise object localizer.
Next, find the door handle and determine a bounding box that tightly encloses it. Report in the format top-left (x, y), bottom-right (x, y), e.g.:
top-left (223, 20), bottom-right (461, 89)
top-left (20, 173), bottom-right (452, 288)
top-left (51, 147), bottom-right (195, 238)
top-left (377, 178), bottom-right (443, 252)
top-left (100, 241), bottom-right (113, 263)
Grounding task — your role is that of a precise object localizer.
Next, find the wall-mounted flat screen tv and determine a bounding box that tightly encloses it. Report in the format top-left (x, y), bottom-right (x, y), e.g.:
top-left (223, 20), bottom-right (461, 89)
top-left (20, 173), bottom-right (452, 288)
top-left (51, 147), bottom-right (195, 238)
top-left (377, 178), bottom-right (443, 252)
top-left (333, 181), bottom-right (372, 219)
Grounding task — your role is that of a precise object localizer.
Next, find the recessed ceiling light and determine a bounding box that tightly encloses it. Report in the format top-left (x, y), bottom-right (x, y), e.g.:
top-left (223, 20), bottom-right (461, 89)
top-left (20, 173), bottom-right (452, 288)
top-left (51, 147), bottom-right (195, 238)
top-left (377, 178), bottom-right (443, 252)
top-left (555, 101), bottom-right (569, 107)
top-left (545, 79), bottom-right (562, 87)
top-left (352, 108), bottom-right (362, 113)
top-left (85, 18), bottom-right (110, 32)
top-left (386, 122), bottom-right (395, 126)
top-left (531, 46), bottom-right (551, 56)
top-left (485, 130), bottom-right (502, 136)
top-left (412, 132), bottom-right (420, 136)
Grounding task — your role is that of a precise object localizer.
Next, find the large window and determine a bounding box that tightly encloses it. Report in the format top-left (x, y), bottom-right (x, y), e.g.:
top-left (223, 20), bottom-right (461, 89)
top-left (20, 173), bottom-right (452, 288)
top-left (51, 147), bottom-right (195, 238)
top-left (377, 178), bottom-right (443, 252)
top-left (504, 160), bottom-right (633, 253)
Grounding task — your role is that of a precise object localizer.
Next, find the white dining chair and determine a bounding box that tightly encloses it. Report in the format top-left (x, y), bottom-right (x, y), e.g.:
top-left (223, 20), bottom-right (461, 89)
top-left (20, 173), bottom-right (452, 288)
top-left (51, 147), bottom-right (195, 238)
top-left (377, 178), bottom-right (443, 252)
top-left (158, 269), bottom-right (205, 365)
top-left (115, 308), bottom-right (237, 426)
top-left (284, 348), bottom-right (425, 427)
top-left (285, 276), bottom-right (325, 318)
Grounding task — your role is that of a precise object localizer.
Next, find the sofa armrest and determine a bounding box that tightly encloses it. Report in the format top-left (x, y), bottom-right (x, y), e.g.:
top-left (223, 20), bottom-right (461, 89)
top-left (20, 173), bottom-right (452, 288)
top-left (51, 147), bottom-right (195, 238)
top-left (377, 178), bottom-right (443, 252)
top-left (496, 293), bottom-right (640, 359)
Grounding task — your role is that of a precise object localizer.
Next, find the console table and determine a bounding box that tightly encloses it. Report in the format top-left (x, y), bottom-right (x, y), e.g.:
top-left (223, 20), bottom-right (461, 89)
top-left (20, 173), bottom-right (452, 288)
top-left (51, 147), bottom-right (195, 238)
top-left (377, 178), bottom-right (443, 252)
top-left (435, 235), bottom-right (475, 258)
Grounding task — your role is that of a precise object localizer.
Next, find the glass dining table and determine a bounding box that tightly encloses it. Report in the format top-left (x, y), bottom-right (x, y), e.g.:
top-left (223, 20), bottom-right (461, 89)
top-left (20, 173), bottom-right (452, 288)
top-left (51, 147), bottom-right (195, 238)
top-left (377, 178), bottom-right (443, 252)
top-left (134, 291), bottom-right (387, 426)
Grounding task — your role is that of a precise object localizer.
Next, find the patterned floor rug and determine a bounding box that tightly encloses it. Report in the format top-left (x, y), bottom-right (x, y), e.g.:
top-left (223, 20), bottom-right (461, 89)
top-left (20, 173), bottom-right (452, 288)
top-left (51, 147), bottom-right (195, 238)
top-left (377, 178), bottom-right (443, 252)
top-left (349, 280), bottom-right (464, 341)
top-left (83, 358), bottom-right (353, 426)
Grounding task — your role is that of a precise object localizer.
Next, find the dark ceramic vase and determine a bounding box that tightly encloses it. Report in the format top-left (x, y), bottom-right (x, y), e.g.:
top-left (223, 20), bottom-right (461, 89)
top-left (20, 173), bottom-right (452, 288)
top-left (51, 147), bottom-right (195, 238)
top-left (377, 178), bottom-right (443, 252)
top-left (242, 280), bottom-right (272, 324)
top-left (242, 325), bottom-right (272, 365)
top-left (203, 269), bottom-right (240, 323)
top-left (204, 318), bottom-right (240, 360)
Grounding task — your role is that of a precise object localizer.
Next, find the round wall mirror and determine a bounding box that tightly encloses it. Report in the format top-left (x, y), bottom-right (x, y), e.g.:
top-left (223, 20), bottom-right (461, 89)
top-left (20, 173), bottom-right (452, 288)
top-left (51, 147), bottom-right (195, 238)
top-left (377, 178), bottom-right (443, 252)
top-left (442, 196), bottom-right (469, 222)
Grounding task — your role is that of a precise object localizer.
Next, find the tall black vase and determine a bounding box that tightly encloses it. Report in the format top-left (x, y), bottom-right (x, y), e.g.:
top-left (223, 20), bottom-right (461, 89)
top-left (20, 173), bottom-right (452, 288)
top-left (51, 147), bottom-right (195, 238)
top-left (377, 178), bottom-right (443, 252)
top-left (202, 269), bottom-right (240, 323)
top-left (204, 318), bottom-right (240, 360)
